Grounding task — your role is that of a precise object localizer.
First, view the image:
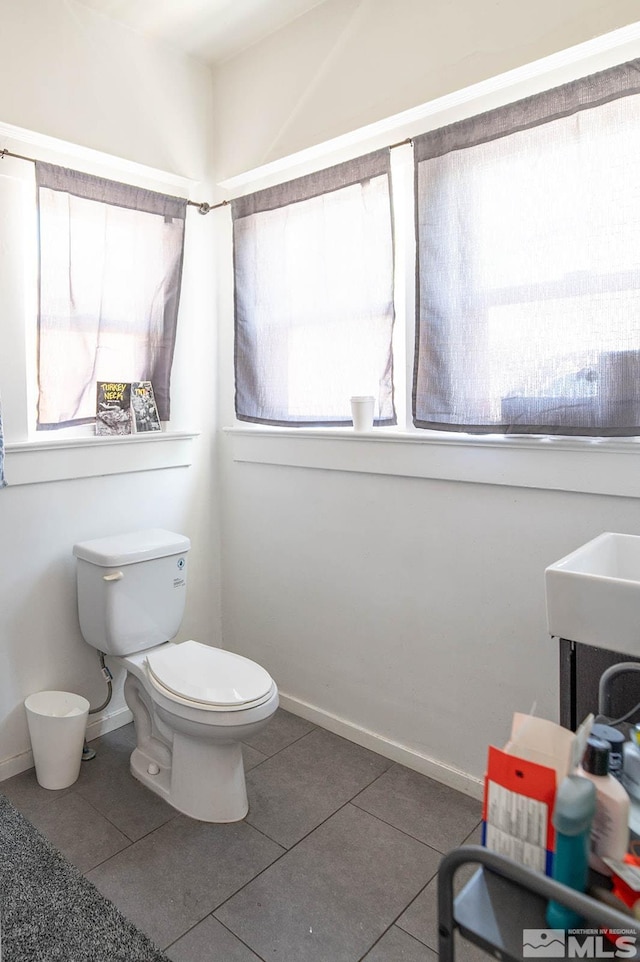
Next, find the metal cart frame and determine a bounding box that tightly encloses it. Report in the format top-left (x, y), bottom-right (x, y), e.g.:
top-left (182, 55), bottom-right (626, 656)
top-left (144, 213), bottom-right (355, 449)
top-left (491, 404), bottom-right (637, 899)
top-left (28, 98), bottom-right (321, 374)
top-left (438, 845), bottom-right (640, 962)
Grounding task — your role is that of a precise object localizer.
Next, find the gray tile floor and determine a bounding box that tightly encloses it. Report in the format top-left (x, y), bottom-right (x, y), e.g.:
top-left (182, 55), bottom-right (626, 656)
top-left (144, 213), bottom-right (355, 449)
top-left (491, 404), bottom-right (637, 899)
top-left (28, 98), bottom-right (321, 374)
top-left (1, 709), bottom-right (486, 962)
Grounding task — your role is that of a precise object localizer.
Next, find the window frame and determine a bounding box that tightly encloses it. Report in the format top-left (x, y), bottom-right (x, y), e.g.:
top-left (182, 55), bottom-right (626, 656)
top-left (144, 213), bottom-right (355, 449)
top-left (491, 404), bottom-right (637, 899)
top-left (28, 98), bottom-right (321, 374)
top-left (0, 120), bottom-right (199, 485)
top-left (412, 56), bottom-right (640, 437)
top-left (232, 149), bottom-right (397, 427)
top-left (35, 161), bottom-right (186, 430)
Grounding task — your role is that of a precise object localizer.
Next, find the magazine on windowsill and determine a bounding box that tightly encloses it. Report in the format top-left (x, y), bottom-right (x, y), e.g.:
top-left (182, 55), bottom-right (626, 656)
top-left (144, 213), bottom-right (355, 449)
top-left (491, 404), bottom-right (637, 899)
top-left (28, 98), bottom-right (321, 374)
top-left (95, 380), bottom-right (162, 435)
top-left (96, 381), bottom-right (133, 436)
top-left (131, 381), bottom-right (162, 433)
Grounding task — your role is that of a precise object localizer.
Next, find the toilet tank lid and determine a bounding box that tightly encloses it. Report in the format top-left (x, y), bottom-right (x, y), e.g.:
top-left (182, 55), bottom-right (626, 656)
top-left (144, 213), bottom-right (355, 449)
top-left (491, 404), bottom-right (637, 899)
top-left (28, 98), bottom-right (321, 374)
top-left (73, 529), bottom-right (190, 566)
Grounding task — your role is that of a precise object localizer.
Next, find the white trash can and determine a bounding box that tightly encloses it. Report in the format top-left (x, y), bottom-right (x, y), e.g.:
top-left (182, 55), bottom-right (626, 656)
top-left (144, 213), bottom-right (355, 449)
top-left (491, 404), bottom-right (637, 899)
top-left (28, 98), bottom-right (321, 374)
top-left (24, 691), bottom-right (90, 790)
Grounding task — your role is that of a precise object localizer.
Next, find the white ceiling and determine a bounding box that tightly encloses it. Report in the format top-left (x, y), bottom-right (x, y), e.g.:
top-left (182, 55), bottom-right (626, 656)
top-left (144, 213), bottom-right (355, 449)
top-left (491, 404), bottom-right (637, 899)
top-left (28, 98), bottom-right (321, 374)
top-left (76, 0), bottom-right (326, 65)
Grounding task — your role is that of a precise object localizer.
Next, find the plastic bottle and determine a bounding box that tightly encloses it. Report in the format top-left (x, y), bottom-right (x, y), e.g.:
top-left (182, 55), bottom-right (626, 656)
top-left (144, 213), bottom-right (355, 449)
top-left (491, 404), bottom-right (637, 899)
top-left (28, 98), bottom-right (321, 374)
top-left (578, 736), bottom-right (630, 876)
top-left (546, 775), bottom-right (596, 929)
top-left (622, 725), bottom-right (640, 801)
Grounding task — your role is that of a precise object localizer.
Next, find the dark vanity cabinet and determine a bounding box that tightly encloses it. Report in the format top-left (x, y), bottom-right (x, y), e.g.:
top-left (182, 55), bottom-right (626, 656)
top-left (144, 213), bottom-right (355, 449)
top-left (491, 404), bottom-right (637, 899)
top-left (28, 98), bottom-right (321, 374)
top-left (559, 638), bottom-right (640, 729)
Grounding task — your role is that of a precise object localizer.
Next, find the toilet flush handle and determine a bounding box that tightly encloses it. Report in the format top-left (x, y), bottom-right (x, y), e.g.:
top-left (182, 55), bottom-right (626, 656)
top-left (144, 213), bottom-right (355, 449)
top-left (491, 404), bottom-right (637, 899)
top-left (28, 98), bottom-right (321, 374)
top-left (103, 570), bottom-right (124, 582)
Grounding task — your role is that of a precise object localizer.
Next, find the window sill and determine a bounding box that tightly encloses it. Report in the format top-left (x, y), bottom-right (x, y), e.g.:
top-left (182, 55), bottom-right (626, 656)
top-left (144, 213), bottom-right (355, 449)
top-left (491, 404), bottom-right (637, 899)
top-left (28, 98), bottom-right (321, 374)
top-left (226, 425), bottom-right (640, 499)
top-left (5, 431), bottom-right (199, 486)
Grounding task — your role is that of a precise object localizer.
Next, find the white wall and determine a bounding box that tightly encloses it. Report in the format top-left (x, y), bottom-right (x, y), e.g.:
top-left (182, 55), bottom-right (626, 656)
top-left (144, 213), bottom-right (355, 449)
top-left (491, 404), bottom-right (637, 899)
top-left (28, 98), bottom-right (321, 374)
top-left (211, 0), bottom-right (640, 179)
top-left (0, 0), bottom-right (212, 178)
top-left (0, 0), bottom-right (218, 777)
top-left (214, 0), bottom-right (640, 795)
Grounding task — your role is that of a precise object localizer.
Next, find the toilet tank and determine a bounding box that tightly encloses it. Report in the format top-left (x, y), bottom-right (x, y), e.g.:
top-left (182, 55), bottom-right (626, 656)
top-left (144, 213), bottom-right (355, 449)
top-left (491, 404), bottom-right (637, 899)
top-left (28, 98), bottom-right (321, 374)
top-left (73, 529), bottom-right (191, 656)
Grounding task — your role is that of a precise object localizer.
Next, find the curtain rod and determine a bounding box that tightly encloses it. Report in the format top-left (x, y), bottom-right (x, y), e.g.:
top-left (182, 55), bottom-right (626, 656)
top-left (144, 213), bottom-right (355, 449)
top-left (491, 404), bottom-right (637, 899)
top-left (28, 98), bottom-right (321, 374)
top-left (0, 147), bottom-right (227, 215)
top-left (1, 137), bottom-right (414, 211)
top-left (388, 136), bottom-right (413, 150)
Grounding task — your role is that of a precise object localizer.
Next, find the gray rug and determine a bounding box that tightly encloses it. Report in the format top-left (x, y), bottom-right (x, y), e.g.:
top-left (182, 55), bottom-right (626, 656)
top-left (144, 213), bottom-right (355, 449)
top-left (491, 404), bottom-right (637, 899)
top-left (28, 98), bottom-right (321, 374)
top-left (0, 794), bottom-right (169, 962)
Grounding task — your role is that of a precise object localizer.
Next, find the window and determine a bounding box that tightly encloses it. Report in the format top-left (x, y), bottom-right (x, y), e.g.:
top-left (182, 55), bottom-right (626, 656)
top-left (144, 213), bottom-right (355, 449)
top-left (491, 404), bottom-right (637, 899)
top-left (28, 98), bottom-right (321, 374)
top-left (413, 57), bottom-right (640, 436)
top-left (232, 150), bottom-right (396, 426)
top-left (230, 38), bottom-right (640, 440)
top-left (36, 163), bottom-right (187, 430)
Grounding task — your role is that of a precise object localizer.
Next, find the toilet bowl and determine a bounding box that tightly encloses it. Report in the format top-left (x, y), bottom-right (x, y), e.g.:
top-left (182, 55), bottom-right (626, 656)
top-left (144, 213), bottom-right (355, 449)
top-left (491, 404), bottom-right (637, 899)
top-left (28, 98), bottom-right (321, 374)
top-left (73, 529), bottom-right (278, 823)
top-left (118, 641), bottom-right (278, 822)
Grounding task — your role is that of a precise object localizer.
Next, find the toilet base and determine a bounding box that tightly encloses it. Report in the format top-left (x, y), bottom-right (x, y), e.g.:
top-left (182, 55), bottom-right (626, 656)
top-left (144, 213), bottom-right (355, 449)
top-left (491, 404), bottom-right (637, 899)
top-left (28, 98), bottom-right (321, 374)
top-left (121, 666), bottom-right (278, 823)
top-left (129, 739), bottom-right (248, 823)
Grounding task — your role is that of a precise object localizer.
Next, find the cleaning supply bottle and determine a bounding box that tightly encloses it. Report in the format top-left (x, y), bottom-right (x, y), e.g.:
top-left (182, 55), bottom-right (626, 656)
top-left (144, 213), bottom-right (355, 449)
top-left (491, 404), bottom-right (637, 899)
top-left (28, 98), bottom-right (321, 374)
top-left (622, 725), bottom-right (640, 801)
top-left (579, 736), bottom-right (630, 876)
top-left (546, 775), bottom-right (596, 928)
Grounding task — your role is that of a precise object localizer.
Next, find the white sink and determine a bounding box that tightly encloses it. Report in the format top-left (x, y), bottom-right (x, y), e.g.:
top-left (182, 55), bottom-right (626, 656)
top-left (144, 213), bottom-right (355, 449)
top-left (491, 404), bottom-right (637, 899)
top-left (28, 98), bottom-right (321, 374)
top-left (545, 532), bottom-right (640, 654)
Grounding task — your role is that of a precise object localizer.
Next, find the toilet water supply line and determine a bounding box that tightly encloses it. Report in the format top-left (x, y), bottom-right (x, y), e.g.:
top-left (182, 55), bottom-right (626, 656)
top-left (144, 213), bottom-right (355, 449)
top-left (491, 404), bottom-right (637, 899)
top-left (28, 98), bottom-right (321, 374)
top-left (82, 651), bottom-right (113, 761)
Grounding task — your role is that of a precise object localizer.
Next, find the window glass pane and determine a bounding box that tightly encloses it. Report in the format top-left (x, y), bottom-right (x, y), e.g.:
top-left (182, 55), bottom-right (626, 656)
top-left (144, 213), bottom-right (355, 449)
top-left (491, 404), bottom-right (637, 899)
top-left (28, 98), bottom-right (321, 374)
top-left (233, 151), bottom-right (396, 426)
top-left (414, 60), bottom-right (640, 436)
top-left (36, 164), bottom-right (186, 429)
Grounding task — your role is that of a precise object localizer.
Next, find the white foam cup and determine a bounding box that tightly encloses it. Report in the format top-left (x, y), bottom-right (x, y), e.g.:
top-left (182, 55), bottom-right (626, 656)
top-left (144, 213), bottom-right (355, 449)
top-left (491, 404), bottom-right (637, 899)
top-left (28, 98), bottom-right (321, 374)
top-left (350, 396), bottom-right (375, 432)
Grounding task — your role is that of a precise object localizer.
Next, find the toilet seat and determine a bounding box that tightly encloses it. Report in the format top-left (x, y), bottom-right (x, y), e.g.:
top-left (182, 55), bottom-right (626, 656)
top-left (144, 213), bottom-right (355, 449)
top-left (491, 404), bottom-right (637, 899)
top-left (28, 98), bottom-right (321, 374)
top-left (145, 640), bottom-right (275, 711)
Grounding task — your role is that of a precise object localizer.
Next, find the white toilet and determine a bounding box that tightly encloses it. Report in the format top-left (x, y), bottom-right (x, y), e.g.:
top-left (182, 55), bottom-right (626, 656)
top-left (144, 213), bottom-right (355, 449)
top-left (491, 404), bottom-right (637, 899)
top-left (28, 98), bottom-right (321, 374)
top-left (72, 529), bottom-right (278, 822)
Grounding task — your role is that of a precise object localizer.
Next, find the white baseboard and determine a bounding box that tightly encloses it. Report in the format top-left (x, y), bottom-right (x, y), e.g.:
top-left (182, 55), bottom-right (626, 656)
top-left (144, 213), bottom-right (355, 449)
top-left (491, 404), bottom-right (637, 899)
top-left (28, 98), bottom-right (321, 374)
top-left (278, 693), bottom-right (484, 801)
top-left (0, 748), bottom-right (36, 782)
top-left (86, 706), bottom-right (133, 741)
top-left (1, 695), bottom-right (483, 802)
top-left (0, 706), bottom-right (133, 782)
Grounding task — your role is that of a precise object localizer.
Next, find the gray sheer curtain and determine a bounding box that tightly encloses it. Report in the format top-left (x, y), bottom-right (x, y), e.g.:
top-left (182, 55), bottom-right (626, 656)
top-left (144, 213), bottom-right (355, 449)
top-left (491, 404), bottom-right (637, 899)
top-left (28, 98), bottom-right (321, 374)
top-left (36, 163), bottom-right (186, 429)
top-left (414, 59), bottom-right (640, 436)
top-left (233, 150), bottom-right (396, 426)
